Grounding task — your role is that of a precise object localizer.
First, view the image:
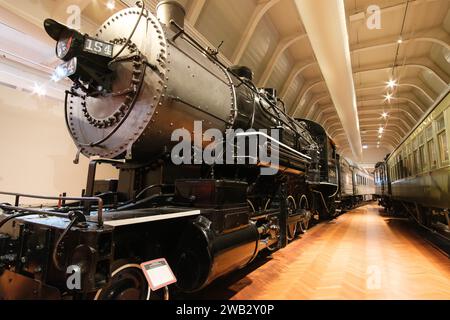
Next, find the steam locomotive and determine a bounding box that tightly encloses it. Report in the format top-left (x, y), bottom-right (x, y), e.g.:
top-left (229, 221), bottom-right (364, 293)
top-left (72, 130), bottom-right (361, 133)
top-left (0, 1), bottom-right (369, 300)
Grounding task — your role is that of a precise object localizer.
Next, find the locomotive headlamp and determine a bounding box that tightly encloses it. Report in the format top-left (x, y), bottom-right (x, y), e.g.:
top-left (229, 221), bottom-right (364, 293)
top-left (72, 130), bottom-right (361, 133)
top-left (44, 19), bottom-right (116, 94)
top-left (56, 30), bottom-right (74, 60)
top-left (44, 19), bottom-right (83, 61)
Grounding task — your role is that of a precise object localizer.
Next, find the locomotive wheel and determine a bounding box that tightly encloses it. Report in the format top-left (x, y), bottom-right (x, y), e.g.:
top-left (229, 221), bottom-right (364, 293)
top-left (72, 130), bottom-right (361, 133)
top-left (287, 196), bottom-right (297, 241)
top-left (94, 260), bottom-right (168, 300)
top-left (298, 195), bottom-right (311, 233)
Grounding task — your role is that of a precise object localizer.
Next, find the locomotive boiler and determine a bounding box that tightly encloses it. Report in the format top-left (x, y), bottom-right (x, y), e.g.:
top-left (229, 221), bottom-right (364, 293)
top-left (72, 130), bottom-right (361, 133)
top-left (0, 1), bottom-right (339, 300)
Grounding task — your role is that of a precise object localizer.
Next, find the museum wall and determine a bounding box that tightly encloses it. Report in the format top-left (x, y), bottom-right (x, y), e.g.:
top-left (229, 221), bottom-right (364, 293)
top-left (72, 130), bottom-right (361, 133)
top-left (0, 84), bottom-right (118, 204)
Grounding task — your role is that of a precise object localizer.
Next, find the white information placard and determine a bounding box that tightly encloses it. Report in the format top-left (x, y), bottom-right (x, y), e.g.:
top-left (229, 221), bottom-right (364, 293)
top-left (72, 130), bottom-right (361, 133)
top-left (140, 258), bottom-right (177, 291)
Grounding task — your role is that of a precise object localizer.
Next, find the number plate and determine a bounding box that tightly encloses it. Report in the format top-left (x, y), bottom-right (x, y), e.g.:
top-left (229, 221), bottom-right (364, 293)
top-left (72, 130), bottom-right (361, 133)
top-left (140, 258), bottom-right (177, 291)
top-left (83, 37), bottom-right (114, 58)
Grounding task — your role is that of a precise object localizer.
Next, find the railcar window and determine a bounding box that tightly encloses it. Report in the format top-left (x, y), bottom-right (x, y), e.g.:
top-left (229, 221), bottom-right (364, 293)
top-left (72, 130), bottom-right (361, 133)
top-left (419, 145), bottom-right (426, 172)
top-left (396, 160), bottom-right (399, 180)
top-left (414, 149), bottom-right (420, 174)
top-left (426, 125), bottom-right (437, 169)
top-left (436, 115), bottom-right (449, 164)
top-left (419, 133), bottom-right (427, 172)
top-left (418, 133), bottom-right (425, 145)
top-left (437, 115), bottom-right (445, 131)
top-left (428, 139), bottom-right (437, 168)
top-left (426, 125), bottom-right (433, 139)
top-left (438, 131), bottom-right (449, 164)
top-left (408, 153), bottom-right (414, 176)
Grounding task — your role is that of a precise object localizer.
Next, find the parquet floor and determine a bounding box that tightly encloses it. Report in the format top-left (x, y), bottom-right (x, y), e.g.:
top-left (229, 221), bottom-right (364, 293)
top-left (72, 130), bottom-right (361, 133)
top-left (190, 203), bottom-right (450, 300)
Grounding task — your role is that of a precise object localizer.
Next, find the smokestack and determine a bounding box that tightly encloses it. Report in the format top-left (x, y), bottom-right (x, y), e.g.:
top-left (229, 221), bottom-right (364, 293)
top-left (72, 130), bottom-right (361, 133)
top-left (156, 1), bottom-right (186, 32)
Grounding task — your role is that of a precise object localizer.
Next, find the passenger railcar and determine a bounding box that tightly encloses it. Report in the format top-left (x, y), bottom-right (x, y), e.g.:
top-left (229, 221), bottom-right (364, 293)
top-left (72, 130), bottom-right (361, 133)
top-left (375, 89), bottom-right (450, 240)
top-left (337, 157), bottom-right (375, 210)
top-left (353, 164), bottom-right (375, 202)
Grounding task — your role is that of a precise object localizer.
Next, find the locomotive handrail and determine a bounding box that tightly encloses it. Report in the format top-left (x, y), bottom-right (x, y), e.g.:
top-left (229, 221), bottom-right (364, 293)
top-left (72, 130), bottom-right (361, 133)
top-left (0, 191), bottom-right (104, 227)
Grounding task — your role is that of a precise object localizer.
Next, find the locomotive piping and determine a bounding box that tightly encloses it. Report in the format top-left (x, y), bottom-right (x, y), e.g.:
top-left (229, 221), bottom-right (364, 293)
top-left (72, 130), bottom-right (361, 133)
top-left (235, 131), bottom-right (312, 161)
top-left (0, 191), bottom-right (104, 227)
top-left (111, 1), bottom-right (146, 61)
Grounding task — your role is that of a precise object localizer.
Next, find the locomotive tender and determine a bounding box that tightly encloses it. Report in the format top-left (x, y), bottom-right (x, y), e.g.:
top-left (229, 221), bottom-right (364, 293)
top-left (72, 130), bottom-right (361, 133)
top-left (375, 89), bottom-right (450, 241)
top-left (0, 1), bottom-right (368, 300)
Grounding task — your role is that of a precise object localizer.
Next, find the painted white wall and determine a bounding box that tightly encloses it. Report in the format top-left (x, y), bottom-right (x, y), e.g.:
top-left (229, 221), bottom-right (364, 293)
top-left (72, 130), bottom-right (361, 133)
top-left (0, 85), bottom-right (118, 205)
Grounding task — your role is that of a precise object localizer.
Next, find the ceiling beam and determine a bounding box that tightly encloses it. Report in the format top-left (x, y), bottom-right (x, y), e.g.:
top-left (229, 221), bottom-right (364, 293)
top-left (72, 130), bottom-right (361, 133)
top-left (289, 79), bottom-right (325, 115)
top-left (186, 0), bottom-right (206, 25)
top-left (347, 0), bottom-right (442, 17)
top-left (357, 109), bottom-right (416, 125)
top-left (353, 59), bottom-right (449, 85)
top-left (258, 33), bottom-right (308, 87)
top-left (293, 63), bottom-right (439, 117)
top-left (313, 96), bottom-right (425, 122)
top-left (304, 80), bottom-right (435, 119)
top-left (280, 60), bottom-right (315, 98)
top-left (354, 82), bottom-right (435, 103)
top-left (231, 0), bottom-right (281, 64)
top-left (282, 26), bottom-right (449, 104)
top-left (334, 134), bottom-right (397, 149)
top-left (330, 126), bottom-right (402, 142)
top-left (327, 120), bottom-right (408, 138)
top-left (322, 115), bottom-right (415, 135)
top-left (351, 27), bottom-right (450, 54)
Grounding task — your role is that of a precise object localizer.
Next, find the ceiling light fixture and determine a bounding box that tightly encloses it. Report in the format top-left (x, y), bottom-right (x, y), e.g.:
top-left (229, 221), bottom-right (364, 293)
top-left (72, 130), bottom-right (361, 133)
top-left (384, 93), bottom-right (393, 102)
top-left (106, 0), bottom-right (116, 10)
top-left (378, 127), bottom-right (384, 134)
top-left (397, 37), bottom-right (403, 44)
top-left (363, 145), bottom-right (368, 149)
top-left (381, 112), bottom-right (389, 119)
top-left (386, 79), bottom-right (397, 89)
top-left (32, 83), bottom-right (47, 97)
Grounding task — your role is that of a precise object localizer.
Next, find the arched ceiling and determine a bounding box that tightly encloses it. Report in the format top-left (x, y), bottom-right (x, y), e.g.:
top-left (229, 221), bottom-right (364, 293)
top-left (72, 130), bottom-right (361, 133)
top-left (186, 0), bottom-right (450, 166)
top-left (0, 0), bottom-right (449, 167)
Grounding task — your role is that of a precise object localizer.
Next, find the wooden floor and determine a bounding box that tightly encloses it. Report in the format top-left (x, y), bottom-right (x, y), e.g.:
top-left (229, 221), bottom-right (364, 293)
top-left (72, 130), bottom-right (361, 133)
top-left (188, 203), bottom-right (450, 300)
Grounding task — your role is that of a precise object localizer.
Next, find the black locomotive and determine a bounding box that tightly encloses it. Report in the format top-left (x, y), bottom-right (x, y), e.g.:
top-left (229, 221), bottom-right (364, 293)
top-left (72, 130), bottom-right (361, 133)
top-left (0, 1), bottom-right (365, 300)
